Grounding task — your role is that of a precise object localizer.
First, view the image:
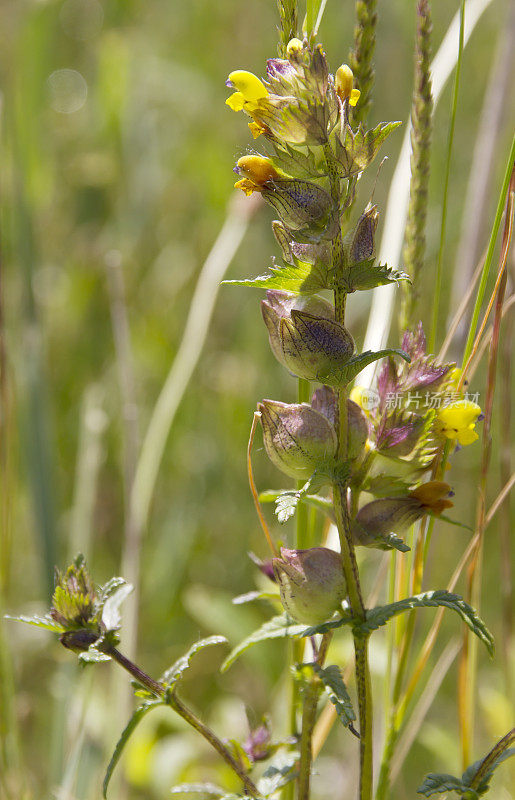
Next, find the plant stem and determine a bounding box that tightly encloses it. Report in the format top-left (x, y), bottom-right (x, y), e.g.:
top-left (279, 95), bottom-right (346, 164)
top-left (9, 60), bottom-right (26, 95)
top-left (103, 645), bottom-right (259, 797)
top-left (297, 633), bottom-right (332, 800)
top-left (468, 728), bottom-right (515, 792)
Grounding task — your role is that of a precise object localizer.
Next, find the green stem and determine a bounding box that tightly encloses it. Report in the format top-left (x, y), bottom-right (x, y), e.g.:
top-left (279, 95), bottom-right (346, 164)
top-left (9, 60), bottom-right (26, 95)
top-left (104, 645), bottom-right (259, 797)
top-left (297, 633), bottom-right (332, 800)
top-left (461, 133), bottom-right (515, 366)
top-left (429, 0), bottom-right (465, 352)
top-left (468, 728), bottom-right (515, 792)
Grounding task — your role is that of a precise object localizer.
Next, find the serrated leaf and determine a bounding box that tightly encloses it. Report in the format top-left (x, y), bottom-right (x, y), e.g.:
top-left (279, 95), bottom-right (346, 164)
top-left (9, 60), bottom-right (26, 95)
top-left (257, 751), bottom-right (299, 797)
top-left (326, 349), bottom-right (410, 387)
top-left (78, 646), bottom-right (111, 663)
top-left (417, 773), bottom-right (468, 796)
top-left (221, 614), bottom-right (305, 672)
top-left (100, 577), bottom-right (129, 602)
top-left (298, 612), bottom-right (353, 638)
top-left (341, 260), bottom-right (410, 293)
top-left (360, 591), bottom-right (494, 655)
top-left (101, 583), bottom-right (133, 632)
top-left (224, 257), bottom-right (328, 295)
top-left (4, 613), bottom-right (64, 633)
top-left (103, 701), bottom-right (162, 798)
top-left (314, 664), bottom-right (356, 728)
top-left (275, 492), bottom-right (299, 523)
top-left (271, 142), bottom-right (325, 179)
top-left (162, 636), bottom-right (227, 688)
top-left (170, 783), bottom-right (227, 797)
top-left (259, 490), bottom-right (335, 523)
top-left (462, 747), bottom-right (515, 794)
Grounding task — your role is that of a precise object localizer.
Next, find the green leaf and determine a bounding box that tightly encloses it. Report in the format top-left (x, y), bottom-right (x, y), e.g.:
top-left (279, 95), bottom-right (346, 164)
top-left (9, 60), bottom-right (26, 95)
top-left (314, 664), bottom-right (356, 728)
top-left (103, 701), bottom-right (162, 797)
top-left (4, 613), bottom-right (64, 633)
top-left (417, 773), bottom-right (469, 797)
top-left (462, 748), bottom-right (515, 794)
top-left (78, 646), bottom-right (111, 663)
top-left (257, 751), bottom-right (299, 797)
top-left (224, 257), bottom-right (328, 295)
top-left (275, 492), bottom-right (300, 523)
top-left (271, 142), bottom-right (325, 179)
top-left (259, 489), bottom-right (334, 521)
top-left (298, 612), bottom-right (353, 638)
top-left (221, 614), bottom-right (305, 672)
top-left (341, 260), bottom-right (410, 293)
top-left (232, 591), bottom-right (280, 606)
top-left (161, 636), bottom-right (228, 688)
top-left (437, 515), bottom-right (474, 532)
top-left (326, 349), bottom-right (410, 386)
top-left (170, 783), bottom-right (227, 797)
top-left (101, 583), bottom-right (133, 632)
top-left (360, 590), bottom-right (494, 656)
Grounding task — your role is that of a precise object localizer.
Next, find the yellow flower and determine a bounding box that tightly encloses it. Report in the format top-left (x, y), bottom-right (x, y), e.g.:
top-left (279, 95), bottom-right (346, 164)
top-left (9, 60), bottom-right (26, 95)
top-left (409, 481), bottom-right (454, 515)
top-left (335, 64), bottom-right (360, 106)
top-left (225, 70), bottom-right (268, 112)
top-left (234, 155), bottom-right (280, 196)
top-left (436, 400), bottom-right (482, 446)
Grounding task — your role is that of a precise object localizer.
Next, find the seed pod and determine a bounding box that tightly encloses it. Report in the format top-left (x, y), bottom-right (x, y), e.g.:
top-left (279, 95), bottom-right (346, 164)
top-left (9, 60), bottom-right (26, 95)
top-left (350, 204), bottom-right (378, 263)
top-left (261, 179), bottom-right (338, 241)
top-left (273, 547), bottom-right (346, 624)
top-left (258, 399), bottom-right (337, 479)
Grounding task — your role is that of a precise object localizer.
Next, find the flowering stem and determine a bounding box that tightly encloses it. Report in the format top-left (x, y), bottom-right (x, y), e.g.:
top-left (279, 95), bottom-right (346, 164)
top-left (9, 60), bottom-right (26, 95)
top-left (101, 644), bottom-right (259, 797)
top-left (332, 281), bottom-right (372, 800)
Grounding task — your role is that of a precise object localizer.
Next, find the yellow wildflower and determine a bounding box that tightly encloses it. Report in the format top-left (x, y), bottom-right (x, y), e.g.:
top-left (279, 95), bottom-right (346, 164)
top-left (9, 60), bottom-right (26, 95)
top-left (436, 400), bottom-right (482, 446)
top-left (335, 64), bottom-right (360, 107)
top-left (410, 481), bottom-right (454, 515)
top-left (225, 70), bottom-right (268, 112)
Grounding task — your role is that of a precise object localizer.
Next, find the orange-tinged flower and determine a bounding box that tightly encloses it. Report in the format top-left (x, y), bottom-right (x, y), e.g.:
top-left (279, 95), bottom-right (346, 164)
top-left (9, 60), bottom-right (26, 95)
top-left (234, 155), bottom-right (280, 196)
top-left (409, 481), bottom-right (454, 515)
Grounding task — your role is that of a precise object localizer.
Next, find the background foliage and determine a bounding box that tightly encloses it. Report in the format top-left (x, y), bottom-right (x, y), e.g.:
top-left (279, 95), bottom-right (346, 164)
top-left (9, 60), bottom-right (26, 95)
top-left (1, 0), bottom-right (513, 798)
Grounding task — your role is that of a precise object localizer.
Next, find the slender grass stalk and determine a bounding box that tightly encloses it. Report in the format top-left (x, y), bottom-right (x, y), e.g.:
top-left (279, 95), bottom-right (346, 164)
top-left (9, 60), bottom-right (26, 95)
top-left (461, 134), bottom-right (515, 367)
top-left (498, 323), bottom-right (513, 698)
top-left (401, 0), bottom-right (433, 332)
top-left (428, 0), bottom-right (465, 352)
top-left (458, 169), bottom-right (513, 768)
top-left (129, 194), bottom-right (256, 549)
top-left (449, 4), bottom-right (515, 340)
top-left (277, 0), bottom-right (298, 56)
top-left (361, 0), bottom-right (493, 389)
top-left (348, 0), bottom-right (377, 126)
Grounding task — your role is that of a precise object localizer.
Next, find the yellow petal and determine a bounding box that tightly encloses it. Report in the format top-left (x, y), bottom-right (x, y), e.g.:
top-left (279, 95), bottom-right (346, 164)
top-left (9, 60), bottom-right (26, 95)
top-left (457, 427), bottom-right (479, 446)
top-left (234, 178), bottom-right (257, 196)
top-left (349, 88), bottom-right (361, 106)
top-left (226, 91), bottom-right (246, 111)
top-left (335, 64), bottom-right (354, 99)
top-left (227, 70), bottom-right (268, 102)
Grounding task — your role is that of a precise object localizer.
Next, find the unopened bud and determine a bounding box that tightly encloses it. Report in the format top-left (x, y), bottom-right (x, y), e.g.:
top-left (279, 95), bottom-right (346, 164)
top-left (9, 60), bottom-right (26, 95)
top-left (352, 482), bottom-right (453, 549)
top-left (259, 399), bottom-right (337, 479)
top-left (60, 629), bottom-right (99, 653)
top-left (273, 547), bottom-right (346, 624)
top-left (286, 38), bottom-right (304, 58)
top-left (261, 290), bottom-right (354, 381)
top-left (335, 64), bottom-right (360, 106)
top-left (261, 179), bottom-right (337, 240)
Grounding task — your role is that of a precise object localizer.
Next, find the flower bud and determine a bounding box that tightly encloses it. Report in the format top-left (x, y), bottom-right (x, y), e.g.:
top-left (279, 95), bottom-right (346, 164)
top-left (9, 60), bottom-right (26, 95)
top-left (335, 64), bottom-right (360, 106)
top-left (273, 547), bottom-right (346, 624)
top-left (347, 399), bottom-right (369, 460)
top-left (261, 179), bottom-right (338, 241)
top-left (286, 38), bottom-right (304, 58)
top-left (261, 290), bottom-right (354, 381)
top-left (352, 481), bottom-right (453, 549)
top-left (50, 554), bottom-right (98, 630)
top-left (259, 399), bottom-right (337, 479)
top-left (60, 629), bottom-right (99, 653)
top-left (234, 155), bottom-right (281, 196)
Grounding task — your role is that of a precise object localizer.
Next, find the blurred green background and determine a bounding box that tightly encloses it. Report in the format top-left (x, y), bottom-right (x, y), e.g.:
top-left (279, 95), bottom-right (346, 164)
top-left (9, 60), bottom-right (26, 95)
top-left (1, 0), bottom-right (513, 798)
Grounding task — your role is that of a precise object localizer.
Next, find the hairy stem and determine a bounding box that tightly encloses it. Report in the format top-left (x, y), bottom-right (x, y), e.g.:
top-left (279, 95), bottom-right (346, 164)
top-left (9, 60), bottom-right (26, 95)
top-left (103, 645), bottom-right (259, 797)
